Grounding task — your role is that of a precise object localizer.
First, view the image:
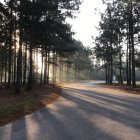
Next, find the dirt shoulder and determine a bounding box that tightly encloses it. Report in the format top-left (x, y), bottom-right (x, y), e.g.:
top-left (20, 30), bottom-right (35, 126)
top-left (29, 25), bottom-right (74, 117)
top-left (96, 83), bottom-right (140, 95)
top-left (0, 84), bottom-right (60, 126)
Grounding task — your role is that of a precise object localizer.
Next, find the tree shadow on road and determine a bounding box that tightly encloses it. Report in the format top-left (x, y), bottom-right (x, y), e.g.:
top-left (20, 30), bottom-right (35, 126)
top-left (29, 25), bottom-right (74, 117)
top-left (61, 88), bottom-right (140, 131)
top-left (63, 87), bottom-right (140, 114)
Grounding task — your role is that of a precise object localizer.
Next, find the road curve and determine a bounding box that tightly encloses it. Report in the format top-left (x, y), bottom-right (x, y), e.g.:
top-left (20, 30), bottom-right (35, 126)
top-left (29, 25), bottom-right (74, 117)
top-left (0, 82), bottom-right (140, 140)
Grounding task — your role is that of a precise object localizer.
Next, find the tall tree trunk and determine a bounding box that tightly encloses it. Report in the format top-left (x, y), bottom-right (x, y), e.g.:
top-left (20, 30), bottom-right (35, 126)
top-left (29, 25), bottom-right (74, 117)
top-left (105, 62), bottom-right (108, 84)
top-left (61, 57), bottom-right (64, 82)
top-left (74, 62), bottom-right (77, 82)
top-left (0, 75), bottom-right (2, 83)
top-left (23, 40), bottom-right (28, 85)
top-left (36, 48), bottom-right (38, 83)
top-left (110, 42), bottom-right (113, 84)
top-left (15, 29), bottom-right (23, 93)
top-left (13, 7), bottom-right (17, 85)
top-left (13, 30), bottom-right (17, 85)
top-left (128, 32), bottom-right (132, 85)
top-left (43, 49), bottom-right (47, 84)
top-left (15, 1), bottom-right (23, 93)
top-left (52, 51), bottom-right (56, 86)
top-left (128, 3), bottom-right (132, 86)
top-left (26, 0), bottom-right (35, 91)
top-left (40, 50), bottom-right (44, 85)
top-left (54, 52), bottom-right (57, 84)
top-left (130, 3), bottom-right (136, 88)
top-left (66, 64), bottom-right (69, 82)
top-left (26, 43), bottom-right (33, 91)
top-left (15, 42), bottom-right (22, 93)
top-left (47, 50), bottom-right (50, 84)
top-left (119, 48), bottom-right (123, 84)
top-left (4, 48), bottom-right (7, 84)
top-left (4, 66), bottom-right (7, 84)
top-left (59, 57), bottom-right (62, 83)
top-left (106, 44), bottom-right (110, 84)
top-left (7, 0), bottom-right (13, 88)
top-left (118, 32), bottom-right (123, 84)
top-left (11, 55), bottom-right (14, 83)
top-left (126, 28), bottom-right (129, 85)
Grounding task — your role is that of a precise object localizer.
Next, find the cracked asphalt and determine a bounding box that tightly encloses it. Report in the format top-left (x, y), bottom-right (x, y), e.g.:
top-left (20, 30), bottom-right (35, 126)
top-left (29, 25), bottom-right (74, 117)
top-left (0, 82), bottom-right (140, 140)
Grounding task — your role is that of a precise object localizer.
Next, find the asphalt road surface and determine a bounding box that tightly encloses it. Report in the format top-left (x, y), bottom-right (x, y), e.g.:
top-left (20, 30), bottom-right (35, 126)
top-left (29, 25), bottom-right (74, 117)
top-left (0, 82), bottom-right (140, 140)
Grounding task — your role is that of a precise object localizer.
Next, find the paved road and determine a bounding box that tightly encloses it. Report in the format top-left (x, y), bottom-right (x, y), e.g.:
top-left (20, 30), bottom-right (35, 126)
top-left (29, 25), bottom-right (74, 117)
top-left (0, 82), bottom-right (140, 140)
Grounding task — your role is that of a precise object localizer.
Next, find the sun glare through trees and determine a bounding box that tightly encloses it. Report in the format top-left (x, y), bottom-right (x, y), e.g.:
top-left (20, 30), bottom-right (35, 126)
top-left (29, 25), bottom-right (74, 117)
top-left (0, 1), bottom-right (140, 139)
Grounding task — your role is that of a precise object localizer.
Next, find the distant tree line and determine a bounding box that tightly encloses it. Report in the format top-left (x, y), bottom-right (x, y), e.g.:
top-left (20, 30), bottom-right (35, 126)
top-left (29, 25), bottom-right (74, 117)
top-left (94, 0), bottom-right (140, 87)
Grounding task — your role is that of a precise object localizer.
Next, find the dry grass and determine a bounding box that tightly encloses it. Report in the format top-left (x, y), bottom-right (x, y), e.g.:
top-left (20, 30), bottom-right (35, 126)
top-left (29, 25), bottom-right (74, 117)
top-left (0, 84), bottom-right (60, 126)
top-left (97, 83), bottom-right (140, 94)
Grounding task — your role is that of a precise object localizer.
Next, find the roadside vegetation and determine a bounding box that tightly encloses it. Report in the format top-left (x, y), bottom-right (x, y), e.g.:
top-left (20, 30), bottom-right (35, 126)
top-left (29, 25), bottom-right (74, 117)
top-left (93, 0), bottom-right (140, 88)
top-left (97, 82), bottom-right (140, 95)
top-left (0, 0), bottom-right (95, 125)
top-left (0, 0), bottom-right (94, 92)
top-left (0, 84), bottom-right (60, 126)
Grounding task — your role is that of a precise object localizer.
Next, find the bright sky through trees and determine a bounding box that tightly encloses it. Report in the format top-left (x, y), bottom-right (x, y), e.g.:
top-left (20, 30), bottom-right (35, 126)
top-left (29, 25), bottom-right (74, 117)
top-left (0, 0), bottom-right (105, 46)
top-left (68, 0), bottom-right (106, 46)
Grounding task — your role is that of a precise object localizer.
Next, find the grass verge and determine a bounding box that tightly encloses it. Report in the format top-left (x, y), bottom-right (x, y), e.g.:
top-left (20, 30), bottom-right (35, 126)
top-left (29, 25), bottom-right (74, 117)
top-left (0, 84), bottom-right (60, 126)
top-left (97, 83), bottom-right (140, 94)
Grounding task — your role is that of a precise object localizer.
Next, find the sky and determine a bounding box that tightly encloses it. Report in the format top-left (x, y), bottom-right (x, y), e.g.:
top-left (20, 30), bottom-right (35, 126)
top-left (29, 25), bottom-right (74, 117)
top-left (0, 0), bottom-right (105, 47)
top-left (67, 0), bottom-right (106, 47)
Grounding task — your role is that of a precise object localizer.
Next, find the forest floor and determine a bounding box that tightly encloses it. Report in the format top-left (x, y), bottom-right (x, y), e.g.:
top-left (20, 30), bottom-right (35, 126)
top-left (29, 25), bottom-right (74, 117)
top-left (97, 83), bottom-right (140, 95)
top-left (0, 84), bottom-right (60, 126)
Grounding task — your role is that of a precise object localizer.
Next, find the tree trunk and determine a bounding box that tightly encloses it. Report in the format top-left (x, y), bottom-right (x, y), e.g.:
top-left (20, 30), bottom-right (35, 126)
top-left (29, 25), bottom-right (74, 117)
top-left (43, 49), bottom-right (47, 84)
top-left (128, 3), bottom-right (132, 86)
top-left (13, 30), bottom-right (17, 85)
top-left (23, 40), bottom-right (28, 85)
top-left (52, 51), bottom-right (56, 87)
top-left (36, 48), bottom-right (38, 83)
top-left (59, 57), bottom-right (62, 83)
top-left (7, 0), bottom-right (14, 88)
top-left (74, 62), bottom-right (77, 82)
top-left (66, 64), bottom-right (69, 82)
top-left (105, 62), bottom-right (108, 84)
top-left (26, 0), bottom-right (35, 91)
top-left (15, 1), bottom-right (23, 93)
top-left (47, 50), bottom-right (50, 84)
top-left (128, 33), bottom-right (132, 85)
top-left (126, 29), bottom-right (129, 85)
top-left (119, 48), bottom-right (123, 84)
top-left (130, 3), bottom-right (136, 88)
top-left (110, 42), bottom-right (113, 84)
top-left (40, 50), bottom-right (44, 85)
top-left (26, 43), bottom-right (33, 91)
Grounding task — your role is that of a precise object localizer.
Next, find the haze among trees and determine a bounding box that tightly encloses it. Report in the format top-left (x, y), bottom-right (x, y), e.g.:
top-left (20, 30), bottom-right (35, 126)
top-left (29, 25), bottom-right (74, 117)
top-left (1, 0), bottom-right (140, 137)
top-left (0, 0), bottom-right (140, 95)
top-left (94, 0), bottom-right (140, 87)
top-left (0, 0), bottom-right (95, 93)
